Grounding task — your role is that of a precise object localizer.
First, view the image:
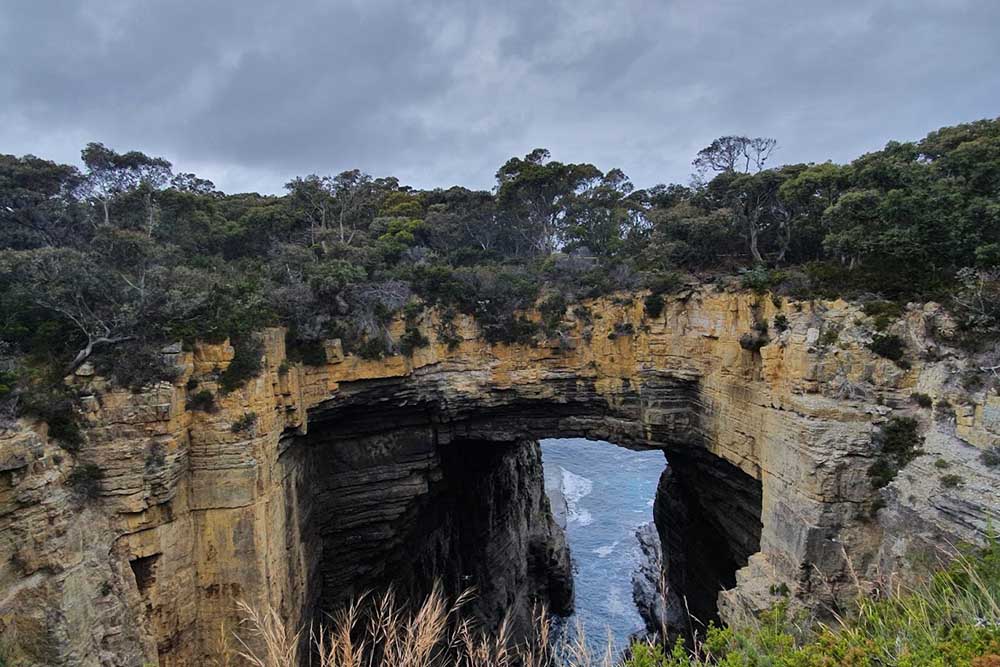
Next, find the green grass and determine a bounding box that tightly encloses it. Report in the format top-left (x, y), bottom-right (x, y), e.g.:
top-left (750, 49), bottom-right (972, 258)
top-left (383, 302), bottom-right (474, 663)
top-left (624, 537), bottom-right (1000, 667)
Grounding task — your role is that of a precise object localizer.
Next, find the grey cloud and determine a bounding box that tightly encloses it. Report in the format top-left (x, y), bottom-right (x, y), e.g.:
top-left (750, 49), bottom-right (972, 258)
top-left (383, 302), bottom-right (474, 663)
top-left (1, 1), bottom-right (998, 194)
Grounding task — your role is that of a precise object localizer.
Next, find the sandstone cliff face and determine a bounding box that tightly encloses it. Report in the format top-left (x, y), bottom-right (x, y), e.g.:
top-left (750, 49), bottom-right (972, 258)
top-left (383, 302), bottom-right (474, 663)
top-left (2, 287), bottom-right (999, 665)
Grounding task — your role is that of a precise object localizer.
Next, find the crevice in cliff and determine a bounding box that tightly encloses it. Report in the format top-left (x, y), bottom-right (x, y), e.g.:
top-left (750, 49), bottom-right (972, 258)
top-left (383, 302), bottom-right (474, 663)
top-left (653, 448), bottom-right (763, 631)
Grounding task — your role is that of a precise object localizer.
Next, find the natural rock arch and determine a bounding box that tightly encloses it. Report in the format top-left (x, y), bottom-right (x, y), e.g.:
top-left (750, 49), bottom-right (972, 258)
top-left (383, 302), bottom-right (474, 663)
top-left (2, 288), bottom-right (998, 666)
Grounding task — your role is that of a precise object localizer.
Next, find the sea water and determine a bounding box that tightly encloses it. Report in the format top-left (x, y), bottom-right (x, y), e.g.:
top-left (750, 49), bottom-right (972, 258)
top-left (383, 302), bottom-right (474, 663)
top-left (540, 438), bottom-right (666, 656)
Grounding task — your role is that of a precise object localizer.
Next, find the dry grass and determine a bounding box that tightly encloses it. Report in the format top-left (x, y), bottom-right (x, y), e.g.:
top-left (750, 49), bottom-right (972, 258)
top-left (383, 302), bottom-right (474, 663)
top-left (230, 539), bottom-right (1000, 666)
top-left (232, 583), bottom-right (590, 667)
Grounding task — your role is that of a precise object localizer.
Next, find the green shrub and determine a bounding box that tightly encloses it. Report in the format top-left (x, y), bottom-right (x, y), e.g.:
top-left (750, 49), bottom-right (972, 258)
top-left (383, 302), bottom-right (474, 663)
top-left (357, 336), bottom-right (392, 360)
top-left (572, 305), bottom-right (593, 326)
top-left (19, 385), bottom-right (82, 450)
top-left (399, 327), bottom-right (430, 357)
top-left (286, 336), bottom-right (327, 366)
top-left (622, 538), bottom-right (1000, 666)
top-left (539, 293), bottom-right (568, 333)
top-left (739, 329), bottom-right (770, 351)
top-left (434, 308), bottom-right (462, 351)
top-left (936, 398), bottom-right (957, 422)
top-left (740, 265), bottom-right (773, 293)
top-left (186, 390), bottom-right (217, 413)
top-left (911, 392), bottom-right (933, 408)
top-left (644, 292), bottom-right (665, 319)
top-left (773, 314), bottom-right (789, 332)
top-left (219, 336), bottom-right (264, 393)
top-left (645, 271), bottom-right (683, 296)
top-left (230, 412), bottom-right (258, 434)
top-left (67, 463), bottom-right (103, 499)
top-left (819, 325), bottom-right (840, 347)
top-left (869, 333), bottom-right (906, 361)
top-left (981, 445), bottom-right (1000, 468)
top-left (862, 300), bottom-right (904, 331)
top-left (940, 473), bottom-right (964, 488)
top-left (935, 458), bottom-right (952, 469)
top-left (608, 321), bottom-right (635, 340)
top-left (868, 416), bottom-right (924, 488)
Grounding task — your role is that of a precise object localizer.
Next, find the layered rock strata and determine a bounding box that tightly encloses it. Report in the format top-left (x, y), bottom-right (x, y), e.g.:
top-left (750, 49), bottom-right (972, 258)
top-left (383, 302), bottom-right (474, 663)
top-left (2, 288), bottom-right (999, 665)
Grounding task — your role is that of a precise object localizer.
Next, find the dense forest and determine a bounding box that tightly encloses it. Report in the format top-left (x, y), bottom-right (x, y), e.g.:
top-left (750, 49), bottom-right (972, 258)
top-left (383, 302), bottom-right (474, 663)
top-left (2, 118), bottom-right (999, 442)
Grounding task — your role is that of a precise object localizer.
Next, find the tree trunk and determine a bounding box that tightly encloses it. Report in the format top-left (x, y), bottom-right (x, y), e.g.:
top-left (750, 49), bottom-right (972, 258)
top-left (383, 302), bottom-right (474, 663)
top-left (63, 335), bottom-right (133, 377)
top-left (749, 223), bottom-right (764, 264)
top-left (145, 191), bottom-right (155, 237)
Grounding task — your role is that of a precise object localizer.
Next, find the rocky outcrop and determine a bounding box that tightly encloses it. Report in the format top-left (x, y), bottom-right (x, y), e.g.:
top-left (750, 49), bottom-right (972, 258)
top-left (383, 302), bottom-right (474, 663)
top-left (632, 521), bottom-right (680, 637)
top-left (2, 287), bottom-right (999, 665)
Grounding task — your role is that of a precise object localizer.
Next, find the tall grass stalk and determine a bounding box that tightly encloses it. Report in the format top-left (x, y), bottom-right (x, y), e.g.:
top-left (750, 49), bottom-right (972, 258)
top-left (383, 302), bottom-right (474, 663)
top-left (232, 539), bottom-right (1000, 667)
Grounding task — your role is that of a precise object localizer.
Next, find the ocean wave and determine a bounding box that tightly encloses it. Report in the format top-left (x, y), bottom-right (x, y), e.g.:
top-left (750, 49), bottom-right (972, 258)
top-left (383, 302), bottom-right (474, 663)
top-left (560, 467), bottom-right (594, 526)
top-left (593, 540), bottom-right (619, 558)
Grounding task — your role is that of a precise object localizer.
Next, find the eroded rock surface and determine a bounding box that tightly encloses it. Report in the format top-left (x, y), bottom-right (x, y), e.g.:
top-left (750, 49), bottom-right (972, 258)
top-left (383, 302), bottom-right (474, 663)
top-left (2, 288), bottom-right (999, 665)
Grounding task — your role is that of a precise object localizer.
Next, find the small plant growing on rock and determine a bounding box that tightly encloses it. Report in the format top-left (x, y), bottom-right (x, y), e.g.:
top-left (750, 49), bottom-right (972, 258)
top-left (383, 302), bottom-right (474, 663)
top-left (940, 473), bottom-right (964, 488)
top-left (608, 322), bottom-right (635, 340)
top-left (869, 333), bottom-right (906, 362)
top-left (981, 445), bottom-right (1000, 468)
top-left (910, 392), bottom-right (933, 408)
top-left (67, 463), bottom-right (103, 499)
top-left (934, 458), bottom-right (951, 469)
top-left (539, 293), bottom-right (568, 333)
top-left (643, 292), bottom-right (665, 319)
top-left (219, 336), bottom-right (265, 393)
top-left (868, 416), bottom-right (924, 488)
top-left (398, 327), bottom-right (430, 357)
top-left (230, 412), bottom-right (258, 434)
top-left (740, 321), bottom-right (770, 351)
top-left (862, 300), bottom-right (904, 332)
top-left (819, 325), bottom-right (840, 347)
top-left (773, 314), bottom-right (789, 333)
top-left (186, 390), bottom-right (217, 413)
top-left (935, 398), bottom-right (956, 423)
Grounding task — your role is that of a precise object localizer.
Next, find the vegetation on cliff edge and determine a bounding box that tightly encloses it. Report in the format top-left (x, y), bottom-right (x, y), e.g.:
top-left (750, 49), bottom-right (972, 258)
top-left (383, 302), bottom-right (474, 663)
top-left (2, 118), bottom-right (1000, 442)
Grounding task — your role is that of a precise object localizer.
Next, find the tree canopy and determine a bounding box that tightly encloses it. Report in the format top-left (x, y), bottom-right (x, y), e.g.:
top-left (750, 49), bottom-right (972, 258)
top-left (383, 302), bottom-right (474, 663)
top-left (2, 117), bottom-right (1000, 434)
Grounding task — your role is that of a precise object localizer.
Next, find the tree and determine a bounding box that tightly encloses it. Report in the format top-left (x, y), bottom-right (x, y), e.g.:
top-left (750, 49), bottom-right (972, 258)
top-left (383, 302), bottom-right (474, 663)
top-left (330, 170), bottom-right (392, 246)
top-left (170, 172), bottom-right (218, 196)
top-left (564, 168), bottom-right (644, 256)
top-left (0, 154), bottom-right (83, 249)
top-left (709, 169), bottom-right (789, 264)
top-left (495, 149), bottom-right (602, 255)
top-left (693, 136), bottom-right (777, 175)
top-left (79, 142), bottom-right (172, 232)
top-left (286, 174), bottom-right (335, 246)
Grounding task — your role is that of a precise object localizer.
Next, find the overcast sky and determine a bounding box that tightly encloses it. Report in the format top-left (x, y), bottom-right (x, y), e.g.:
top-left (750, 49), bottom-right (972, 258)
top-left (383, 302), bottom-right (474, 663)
top-left (1, 1), bottom-right (998, 195)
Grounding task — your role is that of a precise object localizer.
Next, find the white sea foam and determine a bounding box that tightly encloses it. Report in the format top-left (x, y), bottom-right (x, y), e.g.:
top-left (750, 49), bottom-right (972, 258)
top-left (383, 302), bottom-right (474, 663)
top-left (605, 585), bottom-right (627, 615)
top-left (593, 540), bottom-right (619, 558)
top-left (560, 467), bottom-right (594, 526)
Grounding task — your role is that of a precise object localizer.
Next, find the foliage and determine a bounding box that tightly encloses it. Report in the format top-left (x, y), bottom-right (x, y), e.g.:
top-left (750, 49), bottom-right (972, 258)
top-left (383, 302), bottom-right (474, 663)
top-left (644, 293), bottom-right (665, 318)
top-left (186, 390), bottom-right (217, 413)
top-left (869, 333), bottom-right (906, 362)
top-left (868, 416), bottom-right (924, 488)
top-left (3, 118), bottom-right (1000, 435)
top-left (399, 326), bottom-right (430, 357)
top-left (232, 539), bottom-right (1000, 667)
top-left (231, 412), bottom-right (258, 434)
top-left (911, 392), bottom-right (933, 408)
top-left (219, 336), bottom-right (264, 393)
top-left (67, 463), bottom-right (103, 499)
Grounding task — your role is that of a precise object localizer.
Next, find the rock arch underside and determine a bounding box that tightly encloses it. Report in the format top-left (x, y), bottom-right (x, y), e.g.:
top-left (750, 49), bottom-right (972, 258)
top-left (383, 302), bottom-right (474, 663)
top-left (2, 288), bottom-right (1000, 666)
